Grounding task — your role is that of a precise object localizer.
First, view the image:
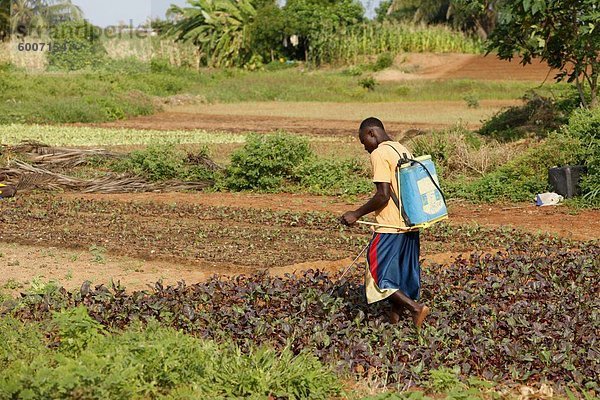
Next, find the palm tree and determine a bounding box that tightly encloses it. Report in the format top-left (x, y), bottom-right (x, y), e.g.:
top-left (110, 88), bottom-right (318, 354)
top-left (385, 0), bottom-right (500, 39)
top-left (0, 0), bottom-right (11, 40)
top-left (7, 0), bottom-right (82, 38)
top-left (168, 0), bottom-right (257, 68)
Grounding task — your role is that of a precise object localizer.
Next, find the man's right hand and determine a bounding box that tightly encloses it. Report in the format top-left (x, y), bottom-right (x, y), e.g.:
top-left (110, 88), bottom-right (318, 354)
top-left (340, 211), bottom-right (360, 226)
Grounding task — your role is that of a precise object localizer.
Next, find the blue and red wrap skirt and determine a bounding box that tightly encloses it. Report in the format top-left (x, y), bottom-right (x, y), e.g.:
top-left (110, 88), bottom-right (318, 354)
top-left (365, 231), bottom-right (421, 304)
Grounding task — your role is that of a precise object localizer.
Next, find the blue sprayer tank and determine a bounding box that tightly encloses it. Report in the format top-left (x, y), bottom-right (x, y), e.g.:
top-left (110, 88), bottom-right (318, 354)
top-left (398, 155), bottom-right (448, 227)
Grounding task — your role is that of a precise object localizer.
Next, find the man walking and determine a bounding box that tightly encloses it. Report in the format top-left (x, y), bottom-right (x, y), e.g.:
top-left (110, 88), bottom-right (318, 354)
top-left (340, 117), bottom-right (429, 327)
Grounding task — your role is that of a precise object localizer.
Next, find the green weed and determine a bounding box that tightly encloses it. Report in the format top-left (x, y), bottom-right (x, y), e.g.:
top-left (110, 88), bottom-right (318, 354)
top-left (89, 245), bottom-right (107, 264)
top-left (226, 133), bottom-right (312, 191)
top-left (110, 144), bottom-right (217, 183)
top-left (0, 311), bottom-right (342, 399)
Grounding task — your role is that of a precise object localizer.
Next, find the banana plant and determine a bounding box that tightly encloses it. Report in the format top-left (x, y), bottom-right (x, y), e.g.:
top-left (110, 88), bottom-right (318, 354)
top-left (168, 0), bottom-right (257, 68)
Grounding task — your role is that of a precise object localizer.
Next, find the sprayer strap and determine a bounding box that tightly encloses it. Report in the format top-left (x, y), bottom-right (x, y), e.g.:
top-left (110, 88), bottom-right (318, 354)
top-left (381, 143), bottom-right (413, 226)
top-left (382, 143), bottom-right (447, 206)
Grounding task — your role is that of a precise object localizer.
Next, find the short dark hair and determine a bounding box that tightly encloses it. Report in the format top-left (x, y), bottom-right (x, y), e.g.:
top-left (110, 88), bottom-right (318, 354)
top-left (359, 117), bottom-right (385, 132)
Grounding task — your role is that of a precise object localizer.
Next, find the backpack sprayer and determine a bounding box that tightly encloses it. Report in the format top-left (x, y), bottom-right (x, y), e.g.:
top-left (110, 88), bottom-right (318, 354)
top-left (332, 145), bottom-right (448, 293)
top-left (358, 144), bottom-right (448, 230)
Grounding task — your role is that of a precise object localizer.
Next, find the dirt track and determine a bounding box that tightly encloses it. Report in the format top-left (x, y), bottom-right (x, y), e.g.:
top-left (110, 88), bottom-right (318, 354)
top-left (91, 112), bottom-right (439, 136)
top-left (88, 101), bottom-right (512, 135)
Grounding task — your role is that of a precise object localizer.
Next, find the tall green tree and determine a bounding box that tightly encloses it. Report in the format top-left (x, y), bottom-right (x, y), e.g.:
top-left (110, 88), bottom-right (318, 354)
top-left (248, 0), bottom-right (285, 62)
top-left (283, 0), bottom-right (364, 62)
top-left (488, 0), bottom-right (600, 108)
top-left (0, 0), bottom-right (9, 40)
top-left (382, 0), bottom-right (502, 39)
top-left (7, 0), bottom-right (82, 37)
top-left (168, 0), bottom-right (257, 68)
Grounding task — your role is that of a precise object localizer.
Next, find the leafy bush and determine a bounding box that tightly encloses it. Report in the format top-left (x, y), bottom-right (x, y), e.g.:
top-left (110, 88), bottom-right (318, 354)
top-left (479, 92), bottom-right (576, 142)
top-left (359, 76), bottom-right (377, 91)
top-left (562, 107), bottom-right (600, 204)
top-left (112, 144), bottom-right (216, 182)
top-left (50, 306), bottom-right (106, 355)
top-left (224, 133), bottom-right (373, 195)
top-left (373, 52), bottom-right (394, 71)
top-left (47, 21), bottom-right (107, 71)
top-left (462, 94), bottom-right (480, 109)
top-left (294, 157), bottom-right (372, 195)
top-left (225, 133), bottom-right (312, 191)
top-left (341, 65), bottom-right (363, 76)
top-left (0, 311), bottom-right (341, 399)
top-left (447, 133), bottom-right (580, 202)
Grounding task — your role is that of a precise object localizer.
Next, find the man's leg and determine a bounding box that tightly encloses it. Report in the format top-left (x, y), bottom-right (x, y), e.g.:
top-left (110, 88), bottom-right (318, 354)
top-left (388, 290), bottom-right (429, 328)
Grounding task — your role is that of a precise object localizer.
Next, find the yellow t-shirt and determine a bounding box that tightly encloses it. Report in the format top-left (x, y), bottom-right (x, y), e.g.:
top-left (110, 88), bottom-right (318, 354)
top-left (370, 141), bottom-right (416, 234)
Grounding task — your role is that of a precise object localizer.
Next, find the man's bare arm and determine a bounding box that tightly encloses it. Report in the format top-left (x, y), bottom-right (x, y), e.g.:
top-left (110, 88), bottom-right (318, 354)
top-left (340, 182), bottom-right (391, 226)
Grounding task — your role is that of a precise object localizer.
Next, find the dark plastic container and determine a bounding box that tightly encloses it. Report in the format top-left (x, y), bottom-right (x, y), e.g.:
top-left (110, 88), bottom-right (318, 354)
top-left (548, 165), bottom-right (586, 198)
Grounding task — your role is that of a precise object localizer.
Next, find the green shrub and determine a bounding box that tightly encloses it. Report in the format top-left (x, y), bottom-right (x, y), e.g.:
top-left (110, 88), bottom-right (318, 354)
top-left (295, 157), bottom-right (372, 196)
top-left (447, 133), bottom-right (581, 202)
top-left (0, 311), bottom-right (342, 399)
top-left (463, 94), bottom-right (480, 109)
top-left (225, 133), bottom-right (312, 191)
top-left (0, 317), bottom-right (47, 368)
top-left (427, 367), bottom-right (462, 393)
top-left (47, 21), bottom-right (107, 71)
top-left (562, 107), bottom-right (600, 204)
top-left (341, 65), bottom-right (363, 76)
top-left (150, 57), bottom-right (174, 73)
top-left (50, 306), bottom-right (106, 355)
top-left (112, 144), bottom-right (216, 182)
top-left (479, 92), bottom-right (575, 142)
top-left (373, 52), bottom-right (394, 71)
top-left (359, 76), bottom-right (377, 91)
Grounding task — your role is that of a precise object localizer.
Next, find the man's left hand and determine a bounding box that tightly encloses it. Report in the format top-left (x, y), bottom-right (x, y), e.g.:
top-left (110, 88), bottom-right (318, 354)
top-left (340, 211), bottom-right (360, 226)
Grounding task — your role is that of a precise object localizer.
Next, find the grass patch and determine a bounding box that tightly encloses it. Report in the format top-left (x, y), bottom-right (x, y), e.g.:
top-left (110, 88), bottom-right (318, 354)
top-left (0, 65), bottom-right (198, 124)
top-left (0, 309), bottom-right (342, 399)
top-left (445, 133), bottom-right (581, 202)
top-left (0, 64), bottom-right (565, 126)
top-left (0, 125), bottom-right (345, 147)
top-left (187, 69), bottom-right (561, 103)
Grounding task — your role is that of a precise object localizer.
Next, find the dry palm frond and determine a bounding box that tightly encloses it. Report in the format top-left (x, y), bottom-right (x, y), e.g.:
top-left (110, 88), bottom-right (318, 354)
top-left (16, 173), bottom-right (53, 191)
top-left (6, 141), bottom-right (124, 169)
top-left (1, 160), bottom-right (211, 194)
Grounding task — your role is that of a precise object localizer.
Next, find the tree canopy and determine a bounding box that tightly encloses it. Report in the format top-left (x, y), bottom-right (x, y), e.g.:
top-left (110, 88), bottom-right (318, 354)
top-left (379, 0), bottom-right (503, 39)
top-left (0, 0), bottom-right (82, 40)
top-left (487, 0), bottom-right (600, 108)
top-left (168, 0), bottom-right (258, 68)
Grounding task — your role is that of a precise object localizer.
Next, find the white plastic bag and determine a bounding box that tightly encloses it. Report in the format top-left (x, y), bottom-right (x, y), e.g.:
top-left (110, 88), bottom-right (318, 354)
top-left (535, 192), bottom-right (564, 206)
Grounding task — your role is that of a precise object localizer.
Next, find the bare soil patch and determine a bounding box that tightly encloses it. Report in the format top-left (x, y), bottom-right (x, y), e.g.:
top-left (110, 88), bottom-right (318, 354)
top-left (378, 53), bottom-right (559, 82)
top-left (0, 242), bottom-right (228, 294)
top-left (89, 100), bottom-right (516, 135)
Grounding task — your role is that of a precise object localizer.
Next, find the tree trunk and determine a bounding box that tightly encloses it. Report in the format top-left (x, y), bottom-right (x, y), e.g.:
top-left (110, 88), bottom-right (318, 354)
top-left (575, 76), bottom-right (589, 109)
top-left (590, 63), bottom-right (598, 109)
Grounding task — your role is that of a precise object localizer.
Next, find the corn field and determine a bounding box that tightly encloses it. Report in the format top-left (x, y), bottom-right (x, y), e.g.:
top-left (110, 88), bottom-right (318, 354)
top-left (308, 23), bottom-right (484, 66)
top-left (102, 38), bottom-right (200, 69)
